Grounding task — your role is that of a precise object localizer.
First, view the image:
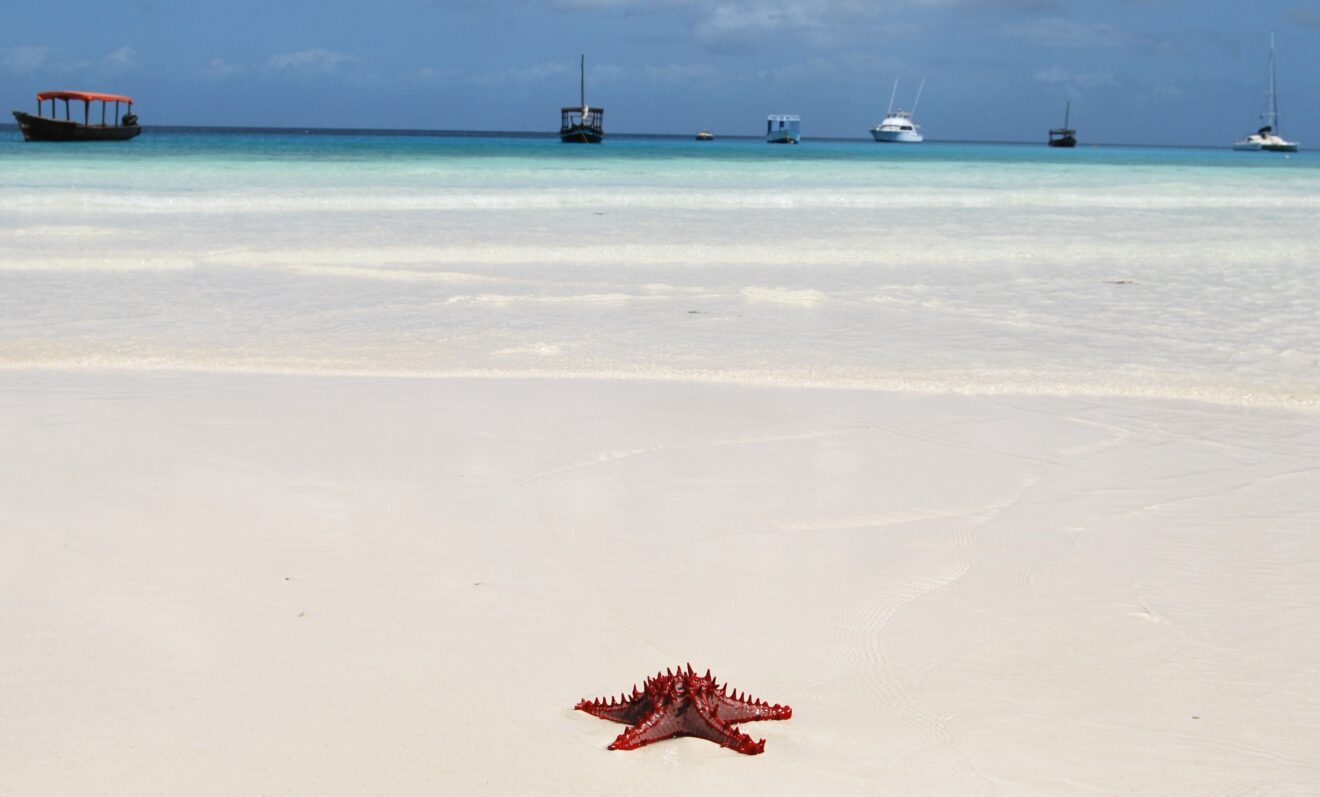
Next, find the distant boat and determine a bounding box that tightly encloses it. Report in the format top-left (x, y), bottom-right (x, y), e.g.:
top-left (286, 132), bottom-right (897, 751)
top-left (1233, 33), bottom-right (1298, 152)
top-left (695, 129), bottom-right (714, 141)
top-left (766, 114), bottom-right (800, 144)
top-left (560, 55), bottom-right (603, 144)
top-left (870, 79), bottom-right (924, 143)
top-left (1048, 101), bottom-right (1076, 148)
top-left (12, 90), bottom-right (140, 142)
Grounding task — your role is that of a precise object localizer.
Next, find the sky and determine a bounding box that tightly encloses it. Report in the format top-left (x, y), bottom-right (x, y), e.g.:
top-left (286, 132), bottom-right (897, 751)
top-left (3, 0), bottom-right (1319, 146)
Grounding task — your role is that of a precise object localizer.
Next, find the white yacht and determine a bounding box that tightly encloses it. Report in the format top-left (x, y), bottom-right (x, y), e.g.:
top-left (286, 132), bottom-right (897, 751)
top-left (870, 79), bottom-right (924, 143)
top-left (1233, 33), bottom-right (1298, 152)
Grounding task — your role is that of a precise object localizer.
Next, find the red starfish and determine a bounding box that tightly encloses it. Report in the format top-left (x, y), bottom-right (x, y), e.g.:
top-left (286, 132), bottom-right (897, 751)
top-left (575, 664), bottom-right (792, 755)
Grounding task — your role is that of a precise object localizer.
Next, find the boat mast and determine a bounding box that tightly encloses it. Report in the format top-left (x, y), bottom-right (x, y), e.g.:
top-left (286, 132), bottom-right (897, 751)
top-left (887, 79), bottom-right (898, 115)
top-left (1064, 101), bottom-right (1070, 128)
top-left (580, 54), bottom-right (587, 112)
top-left (911, 78), bottom-right (926, 116)
top-left (1267, 32), bottom-right (1279, 134)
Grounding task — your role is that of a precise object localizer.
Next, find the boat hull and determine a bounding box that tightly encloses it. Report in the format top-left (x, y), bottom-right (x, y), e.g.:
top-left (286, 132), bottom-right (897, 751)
top-left (766, 132), bottom-right (799, 144)
top-left (560, 126), bottom-right (603, 144)
top-left (12, 111), bottom-right (140, 142)
top-left (1233, 136), bottom-right (1298, 152)
top-left (870, 129), bottom-right (923, 143)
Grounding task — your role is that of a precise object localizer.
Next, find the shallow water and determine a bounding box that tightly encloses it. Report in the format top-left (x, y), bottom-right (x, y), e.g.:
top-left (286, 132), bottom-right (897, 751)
top-left (2, 128), bottom-right (1318, 409)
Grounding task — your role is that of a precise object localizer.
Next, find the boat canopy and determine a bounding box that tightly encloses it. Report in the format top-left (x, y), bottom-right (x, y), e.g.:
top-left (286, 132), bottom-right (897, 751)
top-left (36, 90), bottom-right (133, 104)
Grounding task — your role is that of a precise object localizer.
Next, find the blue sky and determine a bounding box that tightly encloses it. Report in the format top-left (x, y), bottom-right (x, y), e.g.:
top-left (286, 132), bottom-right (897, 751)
top-left (3, 1), bottom-right (1318, 145)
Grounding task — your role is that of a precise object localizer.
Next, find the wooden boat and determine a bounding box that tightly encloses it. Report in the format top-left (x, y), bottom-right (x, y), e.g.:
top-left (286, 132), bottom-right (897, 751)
top-left (1048, 101), bottom-right (1076, 148)
top-left (560, 55), bottom-right (603, 144)
top-left (13, 90), bottom-right (140, 141)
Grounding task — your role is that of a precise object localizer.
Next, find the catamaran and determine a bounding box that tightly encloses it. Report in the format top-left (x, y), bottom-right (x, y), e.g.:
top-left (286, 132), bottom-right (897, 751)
top-left (1233, 33), bottom-right (1298, 152)
top-left (870, 79), bottom-right (924, 143)
top-left (560, 55), bottom-right (603, 144)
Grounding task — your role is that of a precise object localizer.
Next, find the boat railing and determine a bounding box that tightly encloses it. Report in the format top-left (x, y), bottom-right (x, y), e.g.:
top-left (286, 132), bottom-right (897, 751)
top-left (560, 106), bottom-right (604, 132)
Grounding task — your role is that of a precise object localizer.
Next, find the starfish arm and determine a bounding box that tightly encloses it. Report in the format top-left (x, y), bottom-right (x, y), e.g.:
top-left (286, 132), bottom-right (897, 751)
top-left (686, 698), bottom-right (767, 755)
top-left (606, 705), bottom-right (686, 751)
top-left (712, 688), bottom-right (793, 724)
top-left (575, 690), bottom-right (653, 725)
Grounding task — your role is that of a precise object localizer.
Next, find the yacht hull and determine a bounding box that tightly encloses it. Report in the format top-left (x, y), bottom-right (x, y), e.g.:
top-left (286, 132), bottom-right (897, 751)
top-left (870, 129), bottom-right (923, 143)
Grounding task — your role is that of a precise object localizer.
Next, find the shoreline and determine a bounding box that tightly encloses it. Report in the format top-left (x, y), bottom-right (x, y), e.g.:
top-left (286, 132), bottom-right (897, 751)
top-left (3, 364), bottom-right (1316, 415)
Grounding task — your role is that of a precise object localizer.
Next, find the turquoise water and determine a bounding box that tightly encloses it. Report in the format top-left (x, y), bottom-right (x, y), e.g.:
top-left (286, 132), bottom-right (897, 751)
top-left (2, 127), bottom-right (1318, 409)
top-left (4, 126), bottom-right (1317, 191)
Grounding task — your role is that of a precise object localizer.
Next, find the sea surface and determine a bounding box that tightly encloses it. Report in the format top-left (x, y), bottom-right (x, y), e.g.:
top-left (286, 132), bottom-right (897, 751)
top-left (3, 126), bottom-right (1318, 409)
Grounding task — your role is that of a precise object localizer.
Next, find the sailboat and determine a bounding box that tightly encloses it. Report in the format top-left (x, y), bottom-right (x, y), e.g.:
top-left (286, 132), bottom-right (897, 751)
top-left (870, 79), bottom-right (924, 143)
top-left (1233, 33), bottom-right (1298, 152)
top-left (560, 55), bottom-right (604, 143)
top-left (1048, 102), bottom-right (1076, 148)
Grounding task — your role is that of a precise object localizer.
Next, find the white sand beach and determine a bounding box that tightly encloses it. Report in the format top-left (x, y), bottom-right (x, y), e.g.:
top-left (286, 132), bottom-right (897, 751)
top-left (3, 371), bottom-right (1317, 794)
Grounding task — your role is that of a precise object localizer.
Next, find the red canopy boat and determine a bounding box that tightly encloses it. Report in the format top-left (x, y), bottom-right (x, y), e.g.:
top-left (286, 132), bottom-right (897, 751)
top-left (12, 90), bottom-right (141, 141)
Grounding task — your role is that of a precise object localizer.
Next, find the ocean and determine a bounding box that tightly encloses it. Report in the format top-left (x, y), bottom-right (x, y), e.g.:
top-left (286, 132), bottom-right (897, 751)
top-left (3, 127), bottom-right (1318, 410)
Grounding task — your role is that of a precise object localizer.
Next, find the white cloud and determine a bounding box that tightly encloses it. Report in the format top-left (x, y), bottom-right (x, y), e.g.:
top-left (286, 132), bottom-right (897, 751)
top-left (1004, 18), bottom-right (1125, 48)
top-left (1033, 66), bottom-right (1119, 90)
top-left (416, 66), bottom-right (459, 83)
top-left (591, 63), bottom-right (627, 82)
top-left (550, 0), bottom-right (1064, 52)
top-left (693, 0), bottom-right (868, 47)
top-left (1, 45), bottom-right (49, 73)
top-left (203, 58), bottom-right (245, 78)
top-left (104, 46), bottom-right (138, 74)
top-left (552, 0), bottom-right (661, 6)
top-left (468, 61), bottom-right (573, 86)
top-left (643, 63), bottom-right (723, 84)
top-left (266, 49), bottom-right (358, 74)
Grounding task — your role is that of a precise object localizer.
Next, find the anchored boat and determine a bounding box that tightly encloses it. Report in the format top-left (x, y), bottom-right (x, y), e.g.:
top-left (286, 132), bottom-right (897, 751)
top-left (12, 90), bottom-right (140, 142)
top-left (870, 79), bottom-right (924, 143)
top-left (560, 55), bottom-right (604, 144)
top-left (1048, 101), bottom-right (1076, 148)
top-left (1233, 33), bottom-right (1298, 152)
top-left (766, 114), bottom-right (800, 144)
